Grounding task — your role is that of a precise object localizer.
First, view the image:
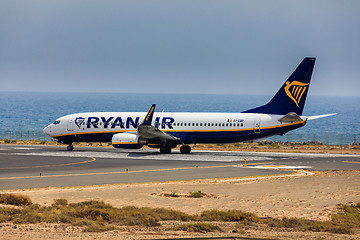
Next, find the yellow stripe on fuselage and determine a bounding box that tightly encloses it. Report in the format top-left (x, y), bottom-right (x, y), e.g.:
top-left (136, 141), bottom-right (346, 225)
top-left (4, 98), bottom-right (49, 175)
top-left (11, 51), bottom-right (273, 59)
top-left (112, 142), bottom-right (137, 145)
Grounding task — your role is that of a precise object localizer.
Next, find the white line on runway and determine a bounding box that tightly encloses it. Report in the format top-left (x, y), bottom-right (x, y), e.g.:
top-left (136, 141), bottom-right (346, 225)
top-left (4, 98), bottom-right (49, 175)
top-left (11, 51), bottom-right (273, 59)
top-left (12, 147), bottom-right (40, 150)
top-left (249, 165), bottom-right (313, 169)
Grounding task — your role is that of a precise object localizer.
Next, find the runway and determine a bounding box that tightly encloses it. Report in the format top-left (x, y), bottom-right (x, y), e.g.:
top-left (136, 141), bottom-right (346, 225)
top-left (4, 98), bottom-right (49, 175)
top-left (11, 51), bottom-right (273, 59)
top-left (0, 144), bottom-right (359, 190)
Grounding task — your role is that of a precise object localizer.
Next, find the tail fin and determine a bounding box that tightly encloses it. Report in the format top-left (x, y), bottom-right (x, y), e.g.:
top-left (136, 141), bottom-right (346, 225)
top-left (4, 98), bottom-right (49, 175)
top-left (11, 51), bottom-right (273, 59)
top-left (243, 57), bottom-right (316, 116)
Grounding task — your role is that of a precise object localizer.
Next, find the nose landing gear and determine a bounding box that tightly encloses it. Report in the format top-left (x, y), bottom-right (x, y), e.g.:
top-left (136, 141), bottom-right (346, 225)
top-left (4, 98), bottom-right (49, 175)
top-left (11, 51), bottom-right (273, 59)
top-left (67, 144), bottom-right (74, 151)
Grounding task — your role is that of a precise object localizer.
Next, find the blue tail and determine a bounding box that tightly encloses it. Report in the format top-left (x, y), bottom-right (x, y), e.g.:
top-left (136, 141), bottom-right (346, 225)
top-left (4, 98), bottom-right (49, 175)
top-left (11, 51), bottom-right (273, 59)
top-left (243, 57), bottom-right (316, 116)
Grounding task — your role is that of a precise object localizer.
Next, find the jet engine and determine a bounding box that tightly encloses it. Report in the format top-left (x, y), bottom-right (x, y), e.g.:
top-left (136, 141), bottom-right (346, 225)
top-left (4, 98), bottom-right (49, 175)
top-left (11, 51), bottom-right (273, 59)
top-left (112, 132), bottom-right (145, 149)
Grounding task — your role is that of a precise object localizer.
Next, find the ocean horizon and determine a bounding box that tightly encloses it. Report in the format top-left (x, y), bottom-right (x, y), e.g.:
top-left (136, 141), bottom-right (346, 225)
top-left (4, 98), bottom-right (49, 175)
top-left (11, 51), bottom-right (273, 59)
top-left (0, 91), bottom-right (359, 145)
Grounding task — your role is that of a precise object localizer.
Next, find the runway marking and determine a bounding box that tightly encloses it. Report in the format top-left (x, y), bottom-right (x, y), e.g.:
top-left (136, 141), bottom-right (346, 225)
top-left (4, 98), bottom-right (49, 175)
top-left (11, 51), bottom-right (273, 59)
top-left (342, 161), bottom-right (360, 164)
top-left (12, 147), bottom-right (39, 150)
top-left (0, 157), bottom-right (96, 170)
top-left (244, 162), bottom-right (275, 166)
top-left (0, 164), bottom-right (238, 180)
top-left (249, 165), bottom-right (312, 169)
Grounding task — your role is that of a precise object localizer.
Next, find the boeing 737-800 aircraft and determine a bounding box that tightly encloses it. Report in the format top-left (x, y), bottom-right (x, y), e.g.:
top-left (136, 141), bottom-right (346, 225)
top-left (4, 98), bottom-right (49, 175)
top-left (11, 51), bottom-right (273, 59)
top-left (43, 58), bottom-right (335, 154)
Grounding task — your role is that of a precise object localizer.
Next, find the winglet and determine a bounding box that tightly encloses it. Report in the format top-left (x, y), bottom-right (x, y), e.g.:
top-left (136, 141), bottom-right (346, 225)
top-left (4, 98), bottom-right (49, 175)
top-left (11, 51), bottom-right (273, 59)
top-left (141, 104), bottom-right (156, 126)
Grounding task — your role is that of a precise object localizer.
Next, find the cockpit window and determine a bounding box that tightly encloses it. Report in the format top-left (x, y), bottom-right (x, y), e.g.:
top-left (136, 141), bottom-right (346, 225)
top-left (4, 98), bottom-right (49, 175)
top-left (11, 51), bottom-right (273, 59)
top-left (53, 120), bottom-right (61, 125)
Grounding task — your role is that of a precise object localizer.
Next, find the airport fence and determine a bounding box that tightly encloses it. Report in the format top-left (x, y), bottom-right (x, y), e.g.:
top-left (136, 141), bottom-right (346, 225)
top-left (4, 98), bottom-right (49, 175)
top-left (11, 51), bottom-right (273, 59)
top-left (0, 128), bottom-right (358, 146)
top-left (0, 129), bottom-right (52, 142)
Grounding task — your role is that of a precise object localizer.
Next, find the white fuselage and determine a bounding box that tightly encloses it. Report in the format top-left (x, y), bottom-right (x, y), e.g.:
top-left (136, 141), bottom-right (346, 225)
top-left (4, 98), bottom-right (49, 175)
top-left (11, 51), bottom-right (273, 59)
top-left (44, 112), bottom-right (306, 144)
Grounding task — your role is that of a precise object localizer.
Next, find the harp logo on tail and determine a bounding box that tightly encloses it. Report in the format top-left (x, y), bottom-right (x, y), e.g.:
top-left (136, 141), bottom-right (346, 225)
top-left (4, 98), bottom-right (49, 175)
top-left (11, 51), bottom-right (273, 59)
top-left (284, 81), bottom-right (309, 107)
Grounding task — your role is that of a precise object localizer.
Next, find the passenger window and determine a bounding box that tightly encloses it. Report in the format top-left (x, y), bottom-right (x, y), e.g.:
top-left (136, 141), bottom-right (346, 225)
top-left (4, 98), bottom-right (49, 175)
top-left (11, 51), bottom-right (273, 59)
top-left (241, 123), bottom-right (243, 127)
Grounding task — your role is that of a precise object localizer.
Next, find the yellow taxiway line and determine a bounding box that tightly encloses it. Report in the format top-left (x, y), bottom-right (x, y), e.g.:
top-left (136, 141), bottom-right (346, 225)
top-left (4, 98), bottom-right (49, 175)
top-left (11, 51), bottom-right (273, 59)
top-left (0, 157), bottom-right (97, 170)
top-left (342, 161), bottom-right (360, 164)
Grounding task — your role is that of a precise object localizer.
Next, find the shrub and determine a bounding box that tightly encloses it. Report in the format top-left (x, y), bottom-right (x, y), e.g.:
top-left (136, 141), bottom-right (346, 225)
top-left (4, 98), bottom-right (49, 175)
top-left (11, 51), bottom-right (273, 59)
top-left (189, 191), bottom-right (204, 198)
top-left (152, 208), bottom-right (192, 221)
top-left (199, 209), bottom-right (259, 223)
top-left (53, 198), bottom-right (68, 206)
top-left (0, 193), bottom-right (32, 206)
top-left (4, 139), bottom-right (11, 143)
top-left (114, 206), bottom-right (160, 227)
top-left (163, 191), bottom-right (179, 197)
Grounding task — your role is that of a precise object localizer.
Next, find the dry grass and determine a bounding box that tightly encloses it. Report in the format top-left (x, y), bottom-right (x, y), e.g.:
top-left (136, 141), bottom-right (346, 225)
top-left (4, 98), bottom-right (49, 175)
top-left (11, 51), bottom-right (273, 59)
top-left (0, 195), bottom-right (359, 234)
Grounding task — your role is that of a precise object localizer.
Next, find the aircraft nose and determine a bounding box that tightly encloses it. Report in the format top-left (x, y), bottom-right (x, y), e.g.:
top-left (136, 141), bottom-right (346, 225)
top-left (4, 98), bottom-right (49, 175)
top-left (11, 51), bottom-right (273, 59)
top-left (43, 125), bottom-right (52, 136)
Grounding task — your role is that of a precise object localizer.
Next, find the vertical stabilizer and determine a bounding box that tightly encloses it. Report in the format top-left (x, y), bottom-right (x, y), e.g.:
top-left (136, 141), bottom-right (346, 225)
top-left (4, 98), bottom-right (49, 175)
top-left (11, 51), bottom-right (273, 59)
top-left (243, 57), bottom-right (316, 115)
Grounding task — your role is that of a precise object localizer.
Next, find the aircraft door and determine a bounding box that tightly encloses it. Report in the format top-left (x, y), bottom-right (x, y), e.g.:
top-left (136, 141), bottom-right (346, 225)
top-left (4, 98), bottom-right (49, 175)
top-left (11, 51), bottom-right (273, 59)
top-left (253, 119), bottom-right (260, 133)
top-left (67, 119), bottom-right (74, 131)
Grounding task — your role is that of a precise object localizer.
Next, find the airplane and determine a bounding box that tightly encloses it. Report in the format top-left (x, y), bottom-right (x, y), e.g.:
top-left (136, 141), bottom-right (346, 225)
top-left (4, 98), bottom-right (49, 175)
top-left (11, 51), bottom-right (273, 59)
top-left (43, 57), bottom-right (336, 154)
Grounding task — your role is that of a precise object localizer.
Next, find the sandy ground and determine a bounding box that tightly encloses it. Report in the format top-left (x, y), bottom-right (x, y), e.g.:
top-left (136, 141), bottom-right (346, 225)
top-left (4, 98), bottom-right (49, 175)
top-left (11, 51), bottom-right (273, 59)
top-left (1, 170), bottom-right (360, 239)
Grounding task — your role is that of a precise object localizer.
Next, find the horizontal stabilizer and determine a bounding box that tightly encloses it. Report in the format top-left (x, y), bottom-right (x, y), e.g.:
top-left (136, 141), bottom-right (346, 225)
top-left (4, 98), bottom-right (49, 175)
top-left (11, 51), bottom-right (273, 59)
top-left (278, 112), bottom-right (303, 122)
top-left (306, 113), bottom-right (337, 120)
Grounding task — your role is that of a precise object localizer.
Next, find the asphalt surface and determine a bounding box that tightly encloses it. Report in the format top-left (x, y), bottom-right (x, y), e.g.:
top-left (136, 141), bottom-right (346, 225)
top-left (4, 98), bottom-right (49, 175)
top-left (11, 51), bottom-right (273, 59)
top-left (0, 144), bottom-right (359, 190)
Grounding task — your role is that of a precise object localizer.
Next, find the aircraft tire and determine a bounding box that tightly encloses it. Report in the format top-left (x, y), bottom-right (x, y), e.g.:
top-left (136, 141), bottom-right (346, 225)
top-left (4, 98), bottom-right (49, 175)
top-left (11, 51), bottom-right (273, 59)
top-left (160, 147), bottom-right (171, 154)
top-left (180, 145), bottom-right (191, 154)
top-left (67, 145), bottom-right (74, 151)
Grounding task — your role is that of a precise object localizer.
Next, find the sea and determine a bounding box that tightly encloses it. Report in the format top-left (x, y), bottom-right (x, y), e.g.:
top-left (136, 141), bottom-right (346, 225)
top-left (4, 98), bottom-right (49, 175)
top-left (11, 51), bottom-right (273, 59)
top-left (0, 92), bottom-right (359, 145)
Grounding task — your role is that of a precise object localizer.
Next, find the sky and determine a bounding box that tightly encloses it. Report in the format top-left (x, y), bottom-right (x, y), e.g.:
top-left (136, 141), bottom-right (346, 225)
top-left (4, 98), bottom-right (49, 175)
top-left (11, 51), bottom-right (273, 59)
top-left (1, 0), bottom-right (360, 96)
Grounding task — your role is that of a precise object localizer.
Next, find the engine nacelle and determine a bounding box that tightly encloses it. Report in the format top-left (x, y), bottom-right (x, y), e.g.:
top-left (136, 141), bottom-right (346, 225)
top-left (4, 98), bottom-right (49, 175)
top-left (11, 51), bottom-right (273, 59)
top-left (112, 132), bottom-right (142, 149)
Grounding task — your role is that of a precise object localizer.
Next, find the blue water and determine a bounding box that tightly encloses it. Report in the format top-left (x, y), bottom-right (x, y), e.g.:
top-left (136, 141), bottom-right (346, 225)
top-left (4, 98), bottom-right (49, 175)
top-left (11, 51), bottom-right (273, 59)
top-left (0, 92), bottom-right (359, 145)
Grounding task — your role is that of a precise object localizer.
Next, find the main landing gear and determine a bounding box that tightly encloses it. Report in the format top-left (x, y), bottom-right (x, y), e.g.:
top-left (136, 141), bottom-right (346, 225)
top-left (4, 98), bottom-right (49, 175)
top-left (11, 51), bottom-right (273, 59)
top-left (160, 147), bottom-right (171, 154)
top-left (180, 145), bottom-right (191, 154)
top-left (67, 144), bottom-right (74, 151)
top-left (159, 145), bottom-right (191, 154)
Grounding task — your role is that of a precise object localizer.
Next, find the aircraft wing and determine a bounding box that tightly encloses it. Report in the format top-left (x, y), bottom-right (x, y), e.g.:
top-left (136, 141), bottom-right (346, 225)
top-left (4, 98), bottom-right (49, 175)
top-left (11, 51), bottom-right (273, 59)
top-left (137, 104), bottom-right (179, 142)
